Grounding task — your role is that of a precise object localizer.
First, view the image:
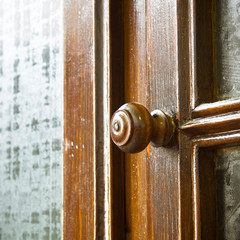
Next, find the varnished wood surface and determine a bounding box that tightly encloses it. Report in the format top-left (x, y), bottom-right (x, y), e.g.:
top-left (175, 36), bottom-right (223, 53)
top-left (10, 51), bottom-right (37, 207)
top-left (193, 98), bottom-right (240, 118)
top-left (181, 111), bottom-right (240, 136)
top-left (121, 0), bottom-right (240, 238)
top-left (177, 1), bottom-right (196, 239)
top-left (193, 130), bottom-right (240, 147)
top-left (124, 0), bottom-right (179, 239)
top-left (124, 0), bottom-right (149, 238)
top-left (195, 0), bottom-right (215, 105)
top-left (64, 0), bottom-right (96, 239)
top-left (64, 0), bottom-right (125, 239)
top-left (63, 0), bottom-right (240, 239)
top-left (178, 0), bottom-right (240, 239)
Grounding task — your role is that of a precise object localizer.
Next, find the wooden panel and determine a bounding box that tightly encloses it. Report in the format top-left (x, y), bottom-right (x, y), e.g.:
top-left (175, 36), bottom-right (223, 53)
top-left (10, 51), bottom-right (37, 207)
top-left (124, 0), bottom-right (179, 239)
top-left (179, 0), bottom-right (240, 239)
top-left (64, 0), bottom-right (125, 239)
top-left (193, 1), bottom-right (240, 237)
top-left (64, 0), bottom-right (96, 239)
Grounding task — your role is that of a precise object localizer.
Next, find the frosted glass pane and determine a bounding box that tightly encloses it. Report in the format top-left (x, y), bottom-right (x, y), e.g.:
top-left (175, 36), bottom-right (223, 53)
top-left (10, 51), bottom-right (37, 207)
top-left (215, 0), bottom-right (240, 99)
top-left (0, 0), bottom-right (63, 239)
top-left (216, 147), bottom-right (240, 240)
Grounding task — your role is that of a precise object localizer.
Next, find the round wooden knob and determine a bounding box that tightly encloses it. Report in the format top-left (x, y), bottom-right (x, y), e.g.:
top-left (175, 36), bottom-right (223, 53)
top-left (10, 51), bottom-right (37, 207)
top-left (110, 102), bottom-right (175, 153)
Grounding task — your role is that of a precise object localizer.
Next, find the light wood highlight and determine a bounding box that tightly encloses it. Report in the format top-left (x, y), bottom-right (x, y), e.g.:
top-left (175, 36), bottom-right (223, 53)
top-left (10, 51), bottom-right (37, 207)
top-left (193, 98), bottom-right (240, 118)
top-left (64, 0), bottom-right (96, 239)
top-left (64, 0), bottom-right (125, 239)
top-left (181, 111), bottom-right (240, 136)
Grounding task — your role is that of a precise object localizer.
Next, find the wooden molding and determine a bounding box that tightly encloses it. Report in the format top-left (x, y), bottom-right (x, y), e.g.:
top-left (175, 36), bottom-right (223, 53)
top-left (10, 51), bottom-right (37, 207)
top-left (192, 130), bottom-right (240, 148)
top-left (180, 111), bottom-right (240, 136)
top-left (193, 98), bottom-right (240, 118)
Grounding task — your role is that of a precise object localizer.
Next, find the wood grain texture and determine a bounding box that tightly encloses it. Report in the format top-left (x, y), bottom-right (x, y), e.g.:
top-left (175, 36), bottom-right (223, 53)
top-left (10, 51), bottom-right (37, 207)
top-left (195, 0), bottom-right (215, 105)
top-left (177, 1), bottom-right (195, 239)
top-left (193, 130), bottom-right (240, 147)
top-left (124, 1), bottom-right (149, 238)
top-left (64, 0), bottom-right (125, 239)
top-left (124, 0), bottom-right (179, 239)
top-left (181, 111), bottom-right (240, 135)
top-left (191, 1), bottom-right (240, 238)
top-left (64, 0), bottom-right (96, 239)
top-left (63, 0), bottom-right (240, 239)
top-left (193, 98), bottom-right (240, 118)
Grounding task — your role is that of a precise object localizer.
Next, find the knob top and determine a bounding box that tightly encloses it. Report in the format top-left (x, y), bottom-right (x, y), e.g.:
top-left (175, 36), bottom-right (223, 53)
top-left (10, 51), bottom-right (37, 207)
top-left (111, 109), bottom-right (133, 146)
top-left (111, 103), bottom-right (153, 153)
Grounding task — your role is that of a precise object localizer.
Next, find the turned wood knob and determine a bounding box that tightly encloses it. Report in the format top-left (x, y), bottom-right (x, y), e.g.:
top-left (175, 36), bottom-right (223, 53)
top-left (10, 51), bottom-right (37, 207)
top-left (110, 102), bottom-right (175, 153)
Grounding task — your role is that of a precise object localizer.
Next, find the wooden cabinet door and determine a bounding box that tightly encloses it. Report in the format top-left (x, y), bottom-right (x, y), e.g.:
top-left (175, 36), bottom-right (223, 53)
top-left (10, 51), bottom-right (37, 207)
top-left (64, 0), bottom-right (240, 239)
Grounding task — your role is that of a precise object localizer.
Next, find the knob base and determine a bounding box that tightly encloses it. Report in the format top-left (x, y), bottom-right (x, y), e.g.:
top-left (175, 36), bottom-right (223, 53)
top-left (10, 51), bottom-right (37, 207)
top-left (151, 110), bottom-right (175, 147)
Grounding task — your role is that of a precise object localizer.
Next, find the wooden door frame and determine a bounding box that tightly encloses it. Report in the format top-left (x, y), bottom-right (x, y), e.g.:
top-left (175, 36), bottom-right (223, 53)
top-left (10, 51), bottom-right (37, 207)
top-left (63, 0), bottom-right (240, 239)
top-left (63, 0), bottom-right (125, 239)
top-left (179, 0), bottom-right (240, 239)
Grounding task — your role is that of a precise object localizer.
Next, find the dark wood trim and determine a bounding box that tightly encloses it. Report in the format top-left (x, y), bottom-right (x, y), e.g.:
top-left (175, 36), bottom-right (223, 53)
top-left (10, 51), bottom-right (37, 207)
top-left (110, 0), bottom-right (126, 238)
top-left (192, 130), bottom-right (240, 147)
top-left (177, 0), bottom-right (196, 239)
top-left (197, 148), bottom-right (217, 239)
top-left (193, 98), bottom-right (240, 118)
top-left (195, 0), bottom-right (215, 105)
top-left (179, 134), bottom-right (195, 239)
top-left (180, 111), bottom-right (240, 136)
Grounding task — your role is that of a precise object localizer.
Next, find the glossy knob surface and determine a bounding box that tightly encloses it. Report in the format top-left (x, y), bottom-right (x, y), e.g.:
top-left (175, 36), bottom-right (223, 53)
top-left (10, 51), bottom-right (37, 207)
top-left (110, 102), bottom-right (175, 153)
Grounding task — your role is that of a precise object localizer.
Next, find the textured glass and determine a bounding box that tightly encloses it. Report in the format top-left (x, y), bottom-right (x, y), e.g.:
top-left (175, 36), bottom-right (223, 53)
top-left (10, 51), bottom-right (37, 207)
top-left (215, 0), bottom-right (240, 100)
top-left (216, 147), bottom-right (240, 240)
top-left (0, 0), bottom-right (63, 239)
